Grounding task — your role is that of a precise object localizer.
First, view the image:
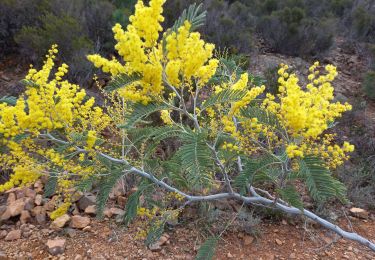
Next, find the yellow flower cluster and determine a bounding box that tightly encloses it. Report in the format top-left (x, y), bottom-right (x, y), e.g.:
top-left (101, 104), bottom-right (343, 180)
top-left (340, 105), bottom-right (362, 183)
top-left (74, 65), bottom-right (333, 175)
top-left (160, 110), bottom-right (173, 125)
top-left (263, 63), bottom-right (351, 138)
top-left (165, 21), bottom-right (218, 87)
top-left (0, 45), bottom-right (111, 213)
top-left (88, 1), bottom-right (219, 104)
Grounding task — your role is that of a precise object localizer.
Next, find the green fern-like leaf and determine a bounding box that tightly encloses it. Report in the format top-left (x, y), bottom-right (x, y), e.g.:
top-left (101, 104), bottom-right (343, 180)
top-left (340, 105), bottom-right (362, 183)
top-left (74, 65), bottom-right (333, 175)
top-left (201, 89), bottom-right (248, 111)
top-left (234, 155), bottom-right (277, 194)
top-left (0, 96), bottom-right (17, 106)
top-left (96, 168), bottom-right (124, 218)
top-left (105, 73), bottom-right (142, 92)
top-left (44, 173), bottom-right (58, 198)
top-left (175, 131), bottom-right (212, 188)
top-left (145, 220), bottom-right (166, 247)
top-left (240, 106), bottom-right (285, 134)
top-left (298, 156), bottom-right (347, 202)
top-left (171, 3), bottom-right (206, 32)
top-left (195, 236), bottom-right (218, 260)
top-left (119, 102), bottom-right (170, 129)
top-left (20, 79), bottom-right (39, 88)
top-left (277, 185), bottom-right (304, 210)
top-left (123, 184), bottom-right (149, 225)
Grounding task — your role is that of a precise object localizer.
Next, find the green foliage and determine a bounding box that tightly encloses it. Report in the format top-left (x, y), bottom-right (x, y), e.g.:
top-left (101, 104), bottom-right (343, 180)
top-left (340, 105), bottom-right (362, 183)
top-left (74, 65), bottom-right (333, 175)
top-left (362, 70), bottom-right (375, 99)
top-left (174, 130), bottom-right (213, 189)
top-left (44, 173), bottom-right (58, 198)
top-left (0, 96), bottom-right (17, 106)
top-left (298, 156), bottom-right (347, 202)
top-left (277, 185), bottom-right (304, 210)
top-left (119, 102), bottom-right (170, 129)
top-left (123, 183), bottom-right (149, 225)
top-left (195, 236), bottom-right (218, 260)
top-left (145, 220), bottom-right (166, 246)
top-left (105, 73), bottom-right (142, 92)
top-left (171, 3), bottom-right (207, 33)
top-left (201, 89), bottom-right (248, 111)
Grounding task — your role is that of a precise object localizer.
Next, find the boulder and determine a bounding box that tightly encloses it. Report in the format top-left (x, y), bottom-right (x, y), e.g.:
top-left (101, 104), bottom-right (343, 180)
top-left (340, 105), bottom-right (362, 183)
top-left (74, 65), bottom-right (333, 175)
top-left (84, 205), bottom-right (96, 215)
top-left (20, 210), bottom-right (31, 224)
top-left (349, 207), bottom-right (369, 219)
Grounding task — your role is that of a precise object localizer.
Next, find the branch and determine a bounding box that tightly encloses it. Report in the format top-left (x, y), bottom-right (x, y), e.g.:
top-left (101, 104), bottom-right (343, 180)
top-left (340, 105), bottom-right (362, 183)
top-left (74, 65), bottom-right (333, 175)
top-left (41, 133), bottom-right (375, 252)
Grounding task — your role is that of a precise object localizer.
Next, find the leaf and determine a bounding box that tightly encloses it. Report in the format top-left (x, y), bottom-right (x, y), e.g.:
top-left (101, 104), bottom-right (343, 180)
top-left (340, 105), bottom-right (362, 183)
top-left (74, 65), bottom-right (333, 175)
top-left (119, 102), bottom-right (170, 129)
top-left (201, 89), bottom-right (248, 110)
top-left (298, 156), bottom-right (347, 202)
top-left (105, 73), bottom-right (142, 92)
top-left (240, 106), bottom-right (284, 134)
top-left (234, 155), bottom-right (276, 194)
top-left (123, 184), bottom-right (148, 225)
top-left (0, 96), bottom-right (17, 106)
top-left (195, 236), bottom-right (218, 260)
top-left (44, 173), bottom-right (58, 198)
top-left (96, 168), bottom-right (124, 218)
top-left (175, 131), bottom-right (212, 188)
top-left (20, 79), bottom-right (39, 88)
top-left (145, 220), bottom-right (166, 246)
top-left (277, 185), bottom-right (304, 210)
top-left (171, 3), bottom-right (206, 33)
top-left (12, 133), bottom-right (30, 143)
top-left (75, 176), bottom-right (95, 192)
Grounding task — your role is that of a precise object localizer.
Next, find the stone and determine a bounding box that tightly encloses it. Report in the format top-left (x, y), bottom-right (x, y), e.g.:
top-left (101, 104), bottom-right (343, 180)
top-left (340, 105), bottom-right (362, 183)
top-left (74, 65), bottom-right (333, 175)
top-left (109, 207), bottom-right (124, 216)
top-left (20, 210), bottom-right (31, 224)
top-left (82, 226), bottom-right (92, 232)
top-left (0, 206), bottom-right (6, 217)
top-left (65, 228), bottom-right (77, 238)
top-left (44, 197), bottom-right (58, 211)
top-left (5, 230), bottom-right (21, 241)
top-left (349, 208), bottom-right (369, 219)
top-left (35, 213), bottom-right (47, 224)
top-left (46, 238), bottom-right (66, 256)
top-left (24, 198), bottom-right (34, 211)
top-left (104, 208), bottom-right (113, 218)
top-left (1, 199), bottom-right (25, 220)
top-left (227, 252), bottom-right (233, 258)
top-left (6, 193), bottom-right (16, 204)
top-left (275, 238), bottom-right (283, 245)
top-left (74, 254), bottom-right (83, 260)
top-left (34, 194), bottom-right (43, 206)
top-left (51, 214), bottom-right (71, 229)
top-left (117, 196), bottom-right (127, 208)
top-left (244, 235), bottom-right (254, 246)
top-left (0, 230), bottom-right (7, 239)
top-left (289, 253), bottom-right (296, 259)
top-left (77, 194), bottom-right (96, 211)
top-left (31, 206), bottom-right (46, 216)
top-left (25, 188), bottom-right (36, 199)
top-left (0, 251), bottom-right (7, 260)
top-left (70, 216), bottom-right (90, 229)
top-left (84, 205), bottom-right (96, 215)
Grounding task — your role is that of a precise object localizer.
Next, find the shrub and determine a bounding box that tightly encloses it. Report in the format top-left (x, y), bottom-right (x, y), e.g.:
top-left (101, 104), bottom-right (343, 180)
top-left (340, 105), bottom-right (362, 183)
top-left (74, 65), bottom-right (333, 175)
top-left (0, 0), bottom-right (374, 255)
top-left (362, 70), bottom-right (375, 99)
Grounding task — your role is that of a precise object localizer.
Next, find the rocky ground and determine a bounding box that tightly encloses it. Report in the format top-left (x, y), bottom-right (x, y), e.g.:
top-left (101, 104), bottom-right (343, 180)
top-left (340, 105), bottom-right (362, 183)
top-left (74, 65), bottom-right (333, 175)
top-left (0, 181), bottom-right (374, 260)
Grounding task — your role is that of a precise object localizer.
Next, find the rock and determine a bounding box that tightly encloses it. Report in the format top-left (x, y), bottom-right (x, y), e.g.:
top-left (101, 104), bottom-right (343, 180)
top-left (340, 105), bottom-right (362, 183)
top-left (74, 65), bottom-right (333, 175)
top-left (77, 194), bottom-right (96, 211)
top-left (20, 210), bottom-right (31, 224)
top-left (148, 234), bottom-right (169, 251)
top-left (82, 226), bottom-right (92, 232)
top-left (25, 188), bottom-right (36, 199)
top-left (70, 216), bottom-right (90, 229)
top-left (109, 207), bottom-right (124, 216)
top-left (227, 252), bottom-right (233, 258)
top-left (275, 238), bottom-right (283, 245)
top-left (0, 206), bottom-right (7, 217)
top-left (35, 213), bottom-right (47, 224)
top-left (46, 238), bottom-right (66, 256)
top-left (34, 194), bottom-right (43, 206)
top-left (65, 228), bottom-right (76, 238)
top-left (117, 196), bottom-right (127, 208)
top-left (243, 235), bottom-right (254, 246)
top-left (51, 214), bottom-right (71, 229)
top-left (289, 253), bottom-right (296, 259)
top-left (31, 206), bottom-right (45, 216)
top-left (149, 243), bottom-right (162, 252)
top-left (0, 251), bottom-right (7, 260)
top-left (84, 205), bottom-right (96, 215)
top-left (0, 230), bottom-right (7, 239)
top-left (1, 199), bottom-right (25, 220)
top-left (104, 208), bottom-right (113, 218)
top-left (24, 198), bottom-right (34, 211)
top-left (349, 208), bottom-right (369, 219)
top-left (74, 254), bottom-right (83, 260)
top-left (5, 230), bottom-right (21, 241)
top-left (6, 193), bottom-right (16, 204)
top-left (44, 197), bottom-right (58, 211)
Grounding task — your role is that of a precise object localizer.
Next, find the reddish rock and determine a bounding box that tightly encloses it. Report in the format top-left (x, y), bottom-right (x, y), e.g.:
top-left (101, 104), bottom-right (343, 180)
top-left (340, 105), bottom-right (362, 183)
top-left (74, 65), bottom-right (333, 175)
top-left (51, 214), bottom-right (71, 229)
top-left (25, 188), bottom-right (36, 199)
top-left (70, 216), bottom-right (90, 229)
top-left (6, 193), bottom-right (16, 205)
top-left (349, 208), bottom-right (369, 219)
top-left (84, 205), bottom-right (96, 215)
top-left (34, 194), bottom-right (43, 206)
top-left (109, 207), bottom-right (124, 216)
top-left (5, 230), bottom-right (21, 241)
top-left (20, 210), bottom-right (31, 224)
